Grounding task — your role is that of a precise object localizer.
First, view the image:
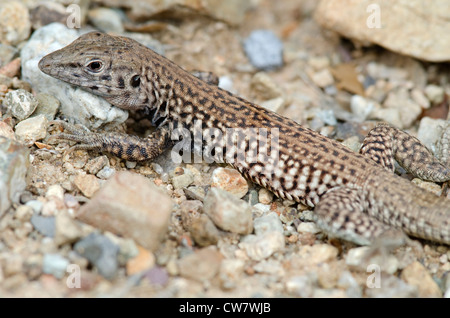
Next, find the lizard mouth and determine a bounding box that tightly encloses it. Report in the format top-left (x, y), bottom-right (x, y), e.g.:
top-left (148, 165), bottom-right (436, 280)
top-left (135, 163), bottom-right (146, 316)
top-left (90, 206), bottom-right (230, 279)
top-left (38, 56), bottom-right (52, 75)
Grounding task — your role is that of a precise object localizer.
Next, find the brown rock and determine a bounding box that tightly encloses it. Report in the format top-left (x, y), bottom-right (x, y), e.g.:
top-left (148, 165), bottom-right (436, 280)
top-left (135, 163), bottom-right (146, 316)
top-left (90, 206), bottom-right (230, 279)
top-left (76, 171), bottom-right (173, 251)
top-left (54, 211), bottom-right (83, 246)
top-left (30, 2), bottom-right (69, 30)
top-left (180, 200), bottom-right (203, 231)
top-left (401, 261), bottom-right (442, 297)
top-left (0, 121), bottom-right (15, 140)
top-left (74, 173), bottom-right (100, 198)
top-left (211, 167), bottom-right (248, 198)
top-left (0, 58), bottom-right (20, 78)
top-left (315, 0), bottom-right (450, 62)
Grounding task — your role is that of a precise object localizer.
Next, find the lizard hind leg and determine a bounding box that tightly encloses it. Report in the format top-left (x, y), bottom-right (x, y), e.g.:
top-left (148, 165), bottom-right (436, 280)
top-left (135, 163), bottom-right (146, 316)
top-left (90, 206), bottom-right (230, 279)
top-left (314, 187), bottom-right (407, 246)
top-left (360, 122), bottom-right (450, 182)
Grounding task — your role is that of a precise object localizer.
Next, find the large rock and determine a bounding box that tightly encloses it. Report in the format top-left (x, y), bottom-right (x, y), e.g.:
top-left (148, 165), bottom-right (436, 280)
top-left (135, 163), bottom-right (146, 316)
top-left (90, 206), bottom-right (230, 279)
top-left (94, 0), bottom-right (252, 25)
top-left (76, 171), bottom-right (173, 251)
top-left (315, 0), bottom-right (450, 62)
top-left (0, 137), bottom-right (29, 217)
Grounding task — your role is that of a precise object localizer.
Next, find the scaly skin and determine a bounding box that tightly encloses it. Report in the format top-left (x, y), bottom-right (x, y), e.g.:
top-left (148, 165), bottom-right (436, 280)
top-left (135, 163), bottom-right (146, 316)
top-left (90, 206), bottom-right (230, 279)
top-left (39, 32), bottom-right (450, 245)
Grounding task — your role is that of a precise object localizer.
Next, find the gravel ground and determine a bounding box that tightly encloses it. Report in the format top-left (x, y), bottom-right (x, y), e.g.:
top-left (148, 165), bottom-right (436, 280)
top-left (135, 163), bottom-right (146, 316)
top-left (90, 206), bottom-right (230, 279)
top-left (0, 0), bottom-right (449, 298)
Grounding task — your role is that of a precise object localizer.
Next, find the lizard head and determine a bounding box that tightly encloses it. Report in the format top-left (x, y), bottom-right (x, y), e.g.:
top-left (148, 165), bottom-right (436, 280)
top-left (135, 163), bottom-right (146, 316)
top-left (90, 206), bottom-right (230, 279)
top-left (39, 31), bottom-right (152, 110)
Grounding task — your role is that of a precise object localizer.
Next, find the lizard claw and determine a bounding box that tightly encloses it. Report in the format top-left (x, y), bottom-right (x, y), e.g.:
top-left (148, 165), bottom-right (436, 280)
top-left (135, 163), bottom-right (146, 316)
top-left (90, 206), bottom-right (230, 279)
top-left (48, 119), bottom-right (104, 156)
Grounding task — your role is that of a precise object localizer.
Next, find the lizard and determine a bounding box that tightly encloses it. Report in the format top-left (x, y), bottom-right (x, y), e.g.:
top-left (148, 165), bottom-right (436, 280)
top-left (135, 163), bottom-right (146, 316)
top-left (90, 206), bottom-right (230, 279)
top-left (38, 31), bottom-right (450, 246)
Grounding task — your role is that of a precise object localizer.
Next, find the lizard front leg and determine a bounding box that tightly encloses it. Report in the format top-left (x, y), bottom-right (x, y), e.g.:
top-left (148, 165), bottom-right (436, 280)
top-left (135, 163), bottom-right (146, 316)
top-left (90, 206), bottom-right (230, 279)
top-left (360, 122), bottom-right (450, 183)
top-left (50, 120), bottom-right (172, 162)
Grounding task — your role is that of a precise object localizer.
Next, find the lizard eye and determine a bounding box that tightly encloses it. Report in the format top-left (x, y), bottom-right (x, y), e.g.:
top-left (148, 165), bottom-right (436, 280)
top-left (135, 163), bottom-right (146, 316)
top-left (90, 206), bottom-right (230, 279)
top-left (86, 60), bottom-right (104, 73)
top-left (130, 75), bottom-right (140, 88)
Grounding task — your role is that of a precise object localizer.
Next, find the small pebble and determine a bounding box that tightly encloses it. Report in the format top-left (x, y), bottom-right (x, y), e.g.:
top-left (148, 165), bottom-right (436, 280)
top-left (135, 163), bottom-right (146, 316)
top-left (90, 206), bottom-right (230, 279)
top-left (260, 97), bottom-right (285, 113)
top-left (253, 212), bottom-right (283, 235)
top-left (5, 89), bottom-right (38, 121)
top-left (417, 117), bottom-right (447, 156)
top-left (243, 30), bottom-right (283, 71)
top-left (382, 88), bottom-right (422, 128)
top-left (218, 76), bottom-right (235, 93)
top-left (45, 184), bottom-right (64, 201)
top-left (219, 259), bottom-right (245, 290)
top-left (291, 244), bottom-right (339, 267)
top-left (285, 274), bottom-right (317, 297)
top-left (88, 7), bottom-right (124, 33)
top-left (297, 222), bottom-right (321, 234)
top-left (0, 44), bottom-right (18, 67)
top-left (63, 194), bottom-right (79, 209)
top-left (171, 168), bottom-right (194, 189)
top-left (350, 95), bottom-right (375, 122)
top-left (189, 214), bottom-right (220, 247)
top-left (85, 155), bottom-right (109, 175)
top-left (96, 166), bottom-right (115, 179)
top-left (34, 93), bottom-right (60, 121)
top-left (411, 88), bottom-right (430, 109)
top-left (14, 205), bottom-right (33, 222)
top-left (204, 187), bottom-right (253, 235)
top-left (177, 247), bottom-right (222, 282)
top-left (0, 57), bottom-right (21, 78)
top-left (125, 161), bottom-right (137, 169)
top-left (14, 114), bottom-right (48, 144)
top-left (4, 254), bottom-right (23, 276)
top-left (42, 254), bottom-right (69, 279)
top-left (25, 200), bottom-right (43, 214)
top-left (308, 56), bottom-right (330, 71)
top-left (258, 188), bottom-right (273, 204)
top-left (425, 84), bottom-right (444, 104)
top-left (311, 69), bottom-right (334, 88)
top-left (74, 173), bottom-right (100, 198)
top-left (341, 136), bottom-right (361, 153)
top-left (369, 106), bottom-right (403, 129)
top-left (346, 246), bottom-right (398, 274)
top-left (401, 261), bottom-right (442, 297)
top-left (30, 214), bottom-right (55, 237)
top-left (54, 211), bottom-right (83, 246)
top-left (74, 233), bottom-right (119, 280)
top-left (144, 266), bottom-right (169, 286)
top-left (126, 246), bottom-right (155, 275)
top-left (239, 231), bottom-right (285, 261)
top-left (250, 72), bottom-right (283, 100)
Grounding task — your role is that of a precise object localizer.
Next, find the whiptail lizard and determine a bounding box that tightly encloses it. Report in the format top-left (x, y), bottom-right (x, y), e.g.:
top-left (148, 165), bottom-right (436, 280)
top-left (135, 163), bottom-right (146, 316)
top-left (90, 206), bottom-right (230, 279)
top-left (38, 32), bottom-right (450, 246)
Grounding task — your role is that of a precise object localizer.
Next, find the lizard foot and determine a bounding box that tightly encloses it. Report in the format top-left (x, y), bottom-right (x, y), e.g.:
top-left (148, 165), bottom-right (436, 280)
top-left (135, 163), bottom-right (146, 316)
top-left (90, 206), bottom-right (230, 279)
top-left (48, 120), bottom-right (106, 157)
